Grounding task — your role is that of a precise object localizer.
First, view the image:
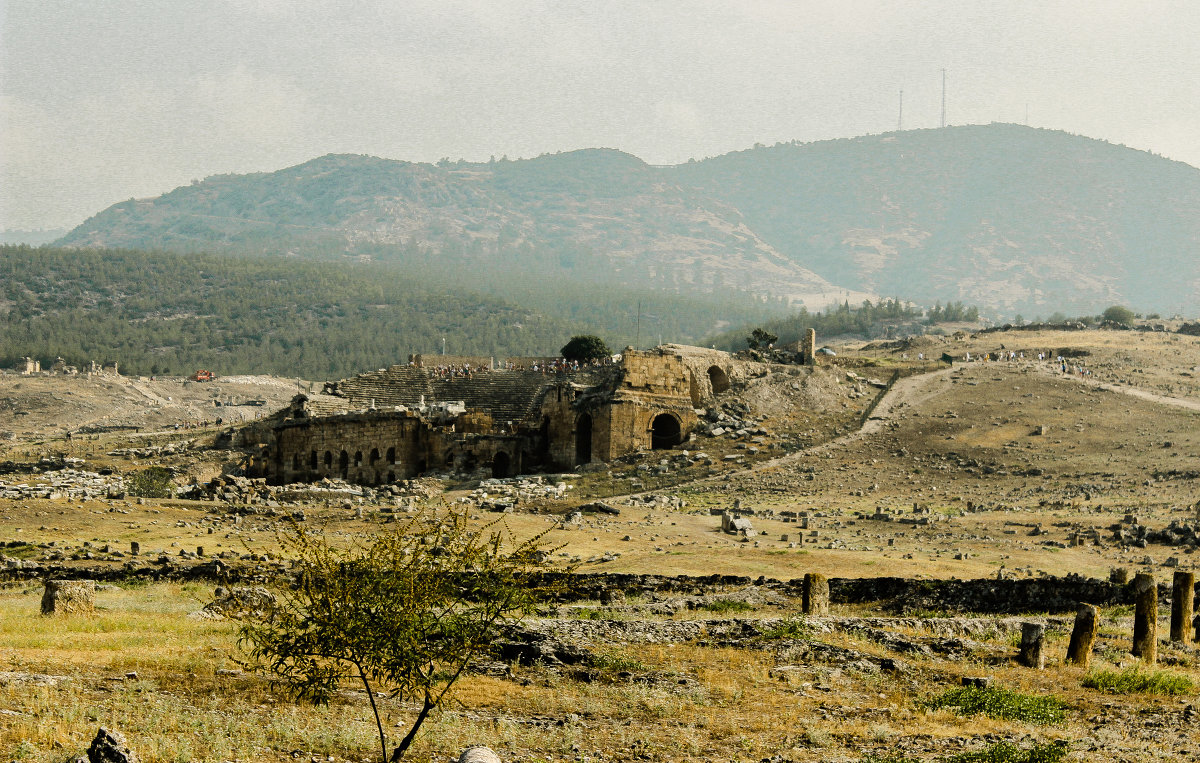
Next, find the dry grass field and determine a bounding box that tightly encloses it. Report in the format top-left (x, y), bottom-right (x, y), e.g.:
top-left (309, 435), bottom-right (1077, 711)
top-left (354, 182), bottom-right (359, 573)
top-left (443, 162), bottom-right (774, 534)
top-left (3, 327), bottom-right (1200, 762)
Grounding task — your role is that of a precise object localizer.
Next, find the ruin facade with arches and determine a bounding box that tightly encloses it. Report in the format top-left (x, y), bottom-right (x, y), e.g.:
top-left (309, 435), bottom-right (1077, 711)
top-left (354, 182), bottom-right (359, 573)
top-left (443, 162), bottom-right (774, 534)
top-left (262, 344), bottom-right (757, 486)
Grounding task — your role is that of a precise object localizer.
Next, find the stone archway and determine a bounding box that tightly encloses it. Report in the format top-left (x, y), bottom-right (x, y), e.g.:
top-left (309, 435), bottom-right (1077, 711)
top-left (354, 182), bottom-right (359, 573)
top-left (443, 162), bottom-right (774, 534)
top-left (707, 365), bottom-right (731, 394)
top-left (575, 413), bottom-right (593, 465)
top-left (651, 413), bottom-right (682, 450)
top-left (492, 451), bottom-right (511, 479)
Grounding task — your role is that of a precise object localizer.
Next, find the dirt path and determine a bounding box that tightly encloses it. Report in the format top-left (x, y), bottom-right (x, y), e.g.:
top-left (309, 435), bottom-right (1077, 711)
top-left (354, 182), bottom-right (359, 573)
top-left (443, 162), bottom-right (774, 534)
top-left (1033, 365), bottom-right (1200, 412)
top-left (681, 366), bottom-right (957, 487)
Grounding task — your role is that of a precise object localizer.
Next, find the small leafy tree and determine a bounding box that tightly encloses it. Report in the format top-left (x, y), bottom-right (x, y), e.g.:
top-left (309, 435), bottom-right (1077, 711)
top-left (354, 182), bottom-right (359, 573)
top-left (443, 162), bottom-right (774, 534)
top-left (1102, 305), bottom-right (1136, 325)
top-left (237, 510), bottom-right (553, 762)
top-left (126, 466), bottom-right (174, 498)
top-left (746, 327), bottom-right (778, 351)
top-left (560, 334), bottom-right (611, 362)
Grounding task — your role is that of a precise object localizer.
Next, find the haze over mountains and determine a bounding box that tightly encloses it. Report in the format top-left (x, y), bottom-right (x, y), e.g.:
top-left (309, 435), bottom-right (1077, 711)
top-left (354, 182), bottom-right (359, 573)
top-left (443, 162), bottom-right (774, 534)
top-left (60, 124), bottom-right (1200, 317)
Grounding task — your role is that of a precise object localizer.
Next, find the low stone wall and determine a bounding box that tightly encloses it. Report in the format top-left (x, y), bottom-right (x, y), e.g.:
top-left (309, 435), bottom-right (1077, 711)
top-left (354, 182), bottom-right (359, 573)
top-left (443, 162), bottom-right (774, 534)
top-left (7, 566), bottom-right (1180, 615)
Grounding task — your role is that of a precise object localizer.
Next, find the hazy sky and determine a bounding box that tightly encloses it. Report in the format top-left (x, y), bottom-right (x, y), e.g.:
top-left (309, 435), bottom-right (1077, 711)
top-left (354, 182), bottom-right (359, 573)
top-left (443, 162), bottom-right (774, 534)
top-left (2, 1), bottom-right (1198, 230)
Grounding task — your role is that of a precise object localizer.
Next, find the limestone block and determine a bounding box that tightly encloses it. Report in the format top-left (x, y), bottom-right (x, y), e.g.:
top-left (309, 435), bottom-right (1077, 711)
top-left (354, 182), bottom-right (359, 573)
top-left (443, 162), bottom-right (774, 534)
top-left (41, 579), bottom-right (96, 616)
top-left (802, 573), bottom-right (829, 616)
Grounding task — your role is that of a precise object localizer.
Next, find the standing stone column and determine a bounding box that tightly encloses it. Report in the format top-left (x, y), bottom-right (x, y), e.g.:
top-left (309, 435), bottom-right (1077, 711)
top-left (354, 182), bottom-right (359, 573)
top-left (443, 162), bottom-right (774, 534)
top-left (1066, 603), bottom-right (1099, 668)
top-left (802, 573), bottom-right (829, 616)
top-left (1131, 572), bottom-right (1158, 665)
top-left (1018, 622), bottom-right (1045, 669)
top-left (1170, 570), bottom-right (1195, 644)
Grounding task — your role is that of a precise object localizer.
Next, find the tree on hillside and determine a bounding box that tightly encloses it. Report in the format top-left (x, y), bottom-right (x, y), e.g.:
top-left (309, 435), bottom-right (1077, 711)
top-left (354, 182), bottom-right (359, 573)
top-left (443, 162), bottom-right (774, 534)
top-left (1102, 305), bottom-right (1136, 325)
top-left (236, 511), bottom-right (554, 763)
top-left (745, 327), bottom-right (778, 351)
top-left (561, 334), bottom-right (611, 362)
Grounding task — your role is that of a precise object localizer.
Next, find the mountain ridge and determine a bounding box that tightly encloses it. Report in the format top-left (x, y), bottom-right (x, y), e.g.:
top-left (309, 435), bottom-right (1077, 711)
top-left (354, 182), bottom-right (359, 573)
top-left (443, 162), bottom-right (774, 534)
top-left (59, 124), bottom-right (1200, 316)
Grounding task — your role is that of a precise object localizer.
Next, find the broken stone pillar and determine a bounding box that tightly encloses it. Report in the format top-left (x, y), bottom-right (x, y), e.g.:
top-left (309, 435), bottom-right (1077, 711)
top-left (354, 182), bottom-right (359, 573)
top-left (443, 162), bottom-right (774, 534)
top-left (1170, 570), bottom-right (1195, 644)
top-left (129, 541), bottom-right (139, 556)
top-left (1131, 572), bottom-right (1158, 665)
top-left (87, 726), bottom-right (139, 763)
top-left (1066, 603), bottom-right (1099, 668)
top-left (41, 579), bottom-right (96, 616)
top-left (802, 573), bottom-right (829, 616)
top-left (1018, 622), bottom-right (1045, 669)
top-left (803, 328), bottom-right (816, 365)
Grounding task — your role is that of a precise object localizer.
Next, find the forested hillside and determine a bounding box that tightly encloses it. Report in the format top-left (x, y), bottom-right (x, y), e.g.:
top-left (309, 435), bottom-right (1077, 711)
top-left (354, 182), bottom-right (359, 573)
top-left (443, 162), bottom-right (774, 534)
top-left (0, 247), bottom-right (776, 379)
top-left (59, 124), bottom-right (1200, 317)
top-left (0, 247), bottom-right (568, 379)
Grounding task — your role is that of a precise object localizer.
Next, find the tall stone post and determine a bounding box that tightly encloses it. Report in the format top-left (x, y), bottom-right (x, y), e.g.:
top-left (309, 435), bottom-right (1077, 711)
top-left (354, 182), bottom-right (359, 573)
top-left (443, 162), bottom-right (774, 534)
top-left (1131, 572), bottom-right (1158, 665)
top-left (802, 573), bottom-right (829, 616)
top-left (1066, 603), bottom-right (1099, 668)
top-left (1170, 570), bottom-right (1195, 644)
top-left (803, 329), bottom-right (817, 366)
top-left (1018, 622), bottom-right (1045, 669)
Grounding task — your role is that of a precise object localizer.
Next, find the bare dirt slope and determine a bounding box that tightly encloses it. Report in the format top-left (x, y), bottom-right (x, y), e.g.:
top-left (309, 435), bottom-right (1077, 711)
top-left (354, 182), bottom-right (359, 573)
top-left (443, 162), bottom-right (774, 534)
top-left (0, 373), bottom-right (308, 440)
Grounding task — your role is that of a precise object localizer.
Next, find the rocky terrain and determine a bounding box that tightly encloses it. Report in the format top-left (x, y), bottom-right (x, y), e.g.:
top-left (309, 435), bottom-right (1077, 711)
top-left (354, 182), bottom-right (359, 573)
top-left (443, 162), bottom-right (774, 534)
top-left (3, 326), bottom-right (1200, 762)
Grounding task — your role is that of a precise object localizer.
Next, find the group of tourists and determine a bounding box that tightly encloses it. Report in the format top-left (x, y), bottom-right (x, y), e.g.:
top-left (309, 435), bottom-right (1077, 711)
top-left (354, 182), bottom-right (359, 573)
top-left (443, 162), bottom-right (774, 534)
top-left (430, 363), bottom-right (485, 379)
top-left (503, 356), bottom-right (613, 374)
top-left (958, 349), bottom-right (1093, 377)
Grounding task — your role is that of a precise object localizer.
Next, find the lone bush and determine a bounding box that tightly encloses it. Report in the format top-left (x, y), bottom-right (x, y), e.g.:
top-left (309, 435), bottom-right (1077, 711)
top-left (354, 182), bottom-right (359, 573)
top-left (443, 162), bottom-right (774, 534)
top-left (1101, 305), bottom-right (1136, 325)
top-left (746, 327), bottom-right (778, 350)
top-left (126, 466), bottom-right (173, 498)
top-left (236, 509), bottom-right (554, 762)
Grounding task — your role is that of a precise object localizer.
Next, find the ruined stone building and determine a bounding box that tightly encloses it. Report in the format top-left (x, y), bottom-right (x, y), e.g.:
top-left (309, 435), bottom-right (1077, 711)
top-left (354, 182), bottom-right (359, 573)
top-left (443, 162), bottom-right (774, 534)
top-left (264, 345), bottom-right (753, 485)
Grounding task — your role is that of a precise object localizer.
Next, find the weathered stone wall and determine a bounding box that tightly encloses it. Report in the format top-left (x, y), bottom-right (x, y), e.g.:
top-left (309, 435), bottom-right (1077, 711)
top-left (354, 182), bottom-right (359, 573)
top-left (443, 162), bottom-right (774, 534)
top-left (272, 411), bottom-right (426, 484)
top-left (271, 408), bottom-right (530, 485)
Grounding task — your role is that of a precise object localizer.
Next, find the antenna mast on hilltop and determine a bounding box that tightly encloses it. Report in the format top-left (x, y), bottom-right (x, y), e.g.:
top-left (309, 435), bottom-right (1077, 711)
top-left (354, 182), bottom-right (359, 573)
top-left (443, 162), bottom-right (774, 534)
top-left (941, 69), bottom-right (946, 128)
top-left (897, 90), bottom-right (903, 131)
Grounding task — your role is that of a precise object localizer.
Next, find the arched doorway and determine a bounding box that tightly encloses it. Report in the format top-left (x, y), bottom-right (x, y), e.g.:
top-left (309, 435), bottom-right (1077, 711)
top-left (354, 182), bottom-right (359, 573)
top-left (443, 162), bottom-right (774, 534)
top-left (651, 413), bottom-right (682, 450)
top-left (575, 413), bottom-right (593, 465)
top-left (492, 451), bottom-right (511, 479)
top-left (339, 450), bottom-right (349, 478)
top-left (707, 365), bottom-right (731, 394)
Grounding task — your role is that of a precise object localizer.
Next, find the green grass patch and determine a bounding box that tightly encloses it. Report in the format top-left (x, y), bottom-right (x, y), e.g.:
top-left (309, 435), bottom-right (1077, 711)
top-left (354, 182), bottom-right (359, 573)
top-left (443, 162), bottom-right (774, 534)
top-left (757, 616), bottom-right (812, 641)
top-left (861, 741), bottom-right (1068, 763)
top-left (921, 685), bottom-right (1067, 726)
top-left (700, 598), bottom-right (753, 614)
top-left (591, 649), bottom-right (647, 674)
top-left (1, 542), bottom-right (39, 560)
top-left (1083, 667), bottom-right (1197, 696)
top-left (945, 741), bottom-right (1069, 763)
